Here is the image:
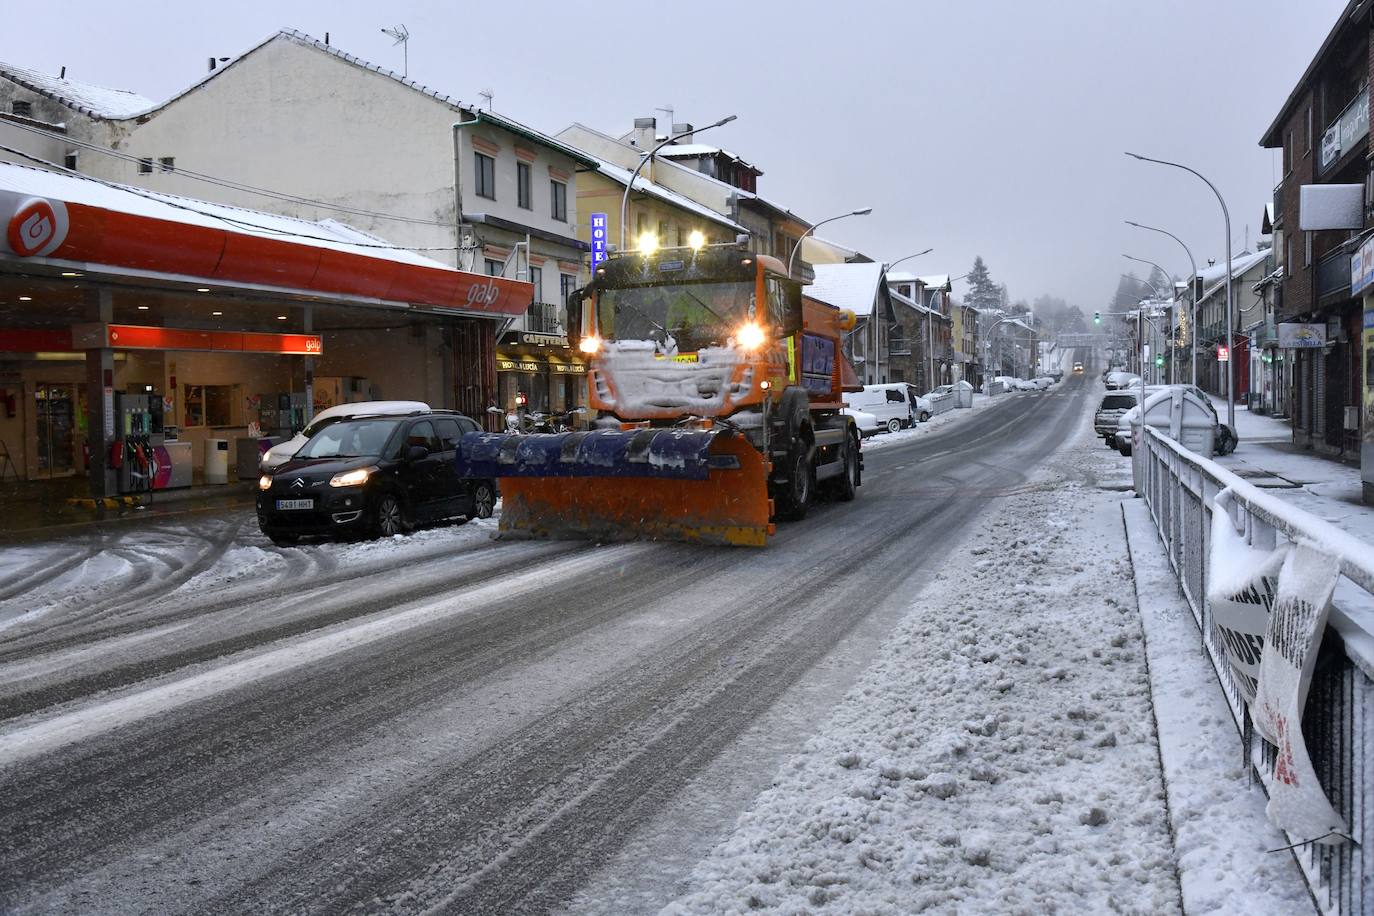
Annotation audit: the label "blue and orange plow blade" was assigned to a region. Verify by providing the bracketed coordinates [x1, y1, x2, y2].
[456, 429, 774, 546]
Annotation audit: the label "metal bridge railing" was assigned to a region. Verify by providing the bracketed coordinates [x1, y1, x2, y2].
[1137, 425, 1373, 914]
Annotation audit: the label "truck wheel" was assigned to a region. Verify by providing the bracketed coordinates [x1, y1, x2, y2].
[833, 436, 859, 502]
[886, 418, 901, 434]
[775, 444, 814, 521]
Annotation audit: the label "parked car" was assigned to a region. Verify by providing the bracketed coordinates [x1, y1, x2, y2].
[1110, 385, 1237, 456]
[841, 407, 882, 438]
[259, 400, 430, 471]
[843, 383, 922, 433]
[993, 375, 1020, 391]
[1012, 378, 1040, 391]
[1031, 376, 1055, 389]
[1105, 372, 1142, 390]
[1094, 391, 1140, 444]
[1044, 369, 1064, 381]
[256, 410, 496, 544]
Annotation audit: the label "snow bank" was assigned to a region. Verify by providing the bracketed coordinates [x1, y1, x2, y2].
[665, 415, 1182, 914]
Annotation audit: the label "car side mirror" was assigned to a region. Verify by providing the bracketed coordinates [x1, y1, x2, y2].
[406, 444, 429, 460]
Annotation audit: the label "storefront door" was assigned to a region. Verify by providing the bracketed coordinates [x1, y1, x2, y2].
[34, 384, 77, 477]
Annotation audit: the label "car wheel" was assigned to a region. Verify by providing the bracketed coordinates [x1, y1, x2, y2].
[918, 411, 931, 423]
[472, 481, 496, 519]
[372, 493, 406, 539]
[886, 418, 901, 434]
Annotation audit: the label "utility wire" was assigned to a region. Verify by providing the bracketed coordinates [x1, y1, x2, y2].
[1, 117, 454, 228]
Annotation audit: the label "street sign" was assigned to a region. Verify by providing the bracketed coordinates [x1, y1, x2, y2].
[1217, 345, 1230, 362]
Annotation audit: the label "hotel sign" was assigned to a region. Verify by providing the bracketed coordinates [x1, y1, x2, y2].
[590, 212, 609, 268]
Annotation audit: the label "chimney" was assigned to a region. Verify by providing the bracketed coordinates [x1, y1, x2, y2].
[208, 57, 217, 72]
[632, 117, 656, 150]
[59, 66, 66, 79]
[671, 122, 695, 144]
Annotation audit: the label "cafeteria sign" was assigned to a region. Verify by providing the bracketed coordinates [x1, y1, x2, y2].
[1277, 323, 1327, 348]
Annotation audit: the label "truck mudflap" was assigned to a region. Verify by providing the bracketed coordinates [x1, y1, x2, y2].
[456, 428, 774, 546]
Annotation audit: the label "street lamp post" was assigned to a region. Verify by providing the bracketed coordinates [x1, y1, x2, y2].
[1123, 253, 1176, 384]
[786, 207, 875, 380]
[1126, 219, 1200, 387]
[1126, 152, 1234, 428]
[619, 114, 737, 251]
[886, 248, 933, 272]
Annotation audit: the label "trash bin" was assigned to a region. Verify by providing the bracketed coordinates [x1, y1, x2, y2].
[1132, 388, 1216, 495]
[953, 380, 974, 408]
[205, 438, 229, 484]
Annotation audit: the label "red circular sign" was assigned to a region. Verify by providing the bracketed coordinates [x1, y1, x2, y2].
[8, 199, 60, 257]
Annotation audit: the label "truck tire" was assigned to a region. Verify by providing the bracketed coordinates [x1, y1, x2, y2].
[775, 443, 814, 521]
[832, 435, 859, 502]
[886, 418, 901, 434]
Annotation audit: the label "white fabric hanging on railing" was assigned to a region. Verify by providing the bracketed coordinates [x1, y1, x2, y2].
[1207, 488, 1285, 704]
[1253, 543, 1347, 845]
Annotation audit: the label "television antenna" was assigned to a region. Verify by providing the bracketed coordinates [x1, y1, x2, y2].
[380, 24, 410, 77]
[479, 88, 494, 110]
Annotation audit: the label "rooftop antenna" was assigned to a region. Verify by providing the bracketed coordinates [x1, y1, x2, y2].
[381, 23, 410, 78]
[479, 88, 494, 110]
[655, 104, 674, 128]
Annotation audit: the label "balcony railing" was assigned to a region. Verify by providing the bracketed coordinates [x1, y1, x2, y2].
[1317, 248, 1352, 300]
[525, 302, 562, 335]
[1272, 181, 1284, 226]
[1320, 85, 1369, 173]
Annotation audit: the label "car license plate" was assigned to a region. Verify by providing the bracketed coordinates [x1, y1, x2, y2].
[276, 498, 313, 510]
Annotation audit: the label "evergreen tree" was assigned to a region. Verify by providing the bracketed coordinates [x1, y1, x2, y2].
[965, 256, 1002, 312]
[1146, 266, 1173, 300]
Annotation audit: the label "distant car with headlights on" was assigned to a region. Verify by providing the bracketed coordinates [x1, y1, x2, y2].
[256, 411, 496, 545]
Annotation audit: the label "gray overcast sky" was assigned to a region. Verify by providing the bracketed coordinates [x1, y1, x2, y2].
[1, 0, 1343, 307]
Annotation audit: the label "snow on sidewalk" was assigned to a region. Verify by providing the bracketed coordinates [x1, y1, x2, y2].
[664, 419, 1182, 913]
[1122, 500, 1311, 915]
[860, 391, 1024, 454]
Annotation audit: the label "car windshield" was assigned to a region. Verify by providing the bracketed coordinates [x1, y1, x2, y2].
[597, 281, 753, 351]
[296, 418, 401, 459]
[300, 415, 341, 439]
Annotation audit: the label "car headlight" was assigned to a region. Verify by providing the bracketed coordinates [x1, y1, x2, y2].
[329, 467, 375, 488]
[258, 474, 273, 491]
[736, 322, 766, 350]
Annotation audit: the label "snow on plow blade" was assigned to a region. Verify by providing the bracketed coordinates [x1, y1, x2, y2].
[456, 429, 773, 546]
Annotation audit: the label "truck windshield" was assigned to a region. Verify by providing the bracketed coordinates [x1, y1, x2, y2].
[597, 281, 754, 352]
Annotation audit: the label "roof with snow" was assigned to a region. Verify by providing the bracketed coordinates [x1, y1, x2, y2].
[593, 160, 745, 233]
[807, 262, 888, 317]
[1195, 249, 1270, 300]
[132, 30, 595, 166]
[916, 275, 952, 291]
[0, 61, 154, 120]
[888, 286, 937, 317]
[561, 122, 810, 228]
[658, 143, 760, 173]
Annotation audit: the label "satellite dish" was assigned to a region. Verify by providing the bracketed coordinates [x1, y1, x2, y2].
[380, 23, 410, 77]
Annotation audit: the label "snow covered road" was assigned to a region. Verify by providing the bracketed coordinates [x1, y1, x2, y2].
[1, 356, 1102, 914]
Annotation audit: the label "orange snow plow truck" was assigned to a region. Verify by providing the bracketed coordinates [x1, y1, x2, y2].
[455, 242, 864, 546]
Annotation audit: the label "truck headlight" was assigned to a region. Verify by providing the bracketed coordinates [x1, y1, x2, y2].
[579, 334, 602, 355]
[736, 322, 766, 350]
[258, 474, 273, 491]
[329, 467, 374, 488]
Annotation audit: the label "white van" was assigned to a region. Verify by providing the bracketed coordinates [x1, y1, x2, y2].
[843, 384, 918, 434]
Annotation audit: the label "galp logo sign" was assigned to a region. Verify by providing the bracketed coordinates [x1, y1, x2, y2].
[5, 196, 69, 258]
[464, 279, 501, 307]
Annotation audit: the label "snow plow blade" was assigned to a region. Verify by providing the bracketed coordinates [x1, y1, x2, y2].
[456, 429, 773, 546]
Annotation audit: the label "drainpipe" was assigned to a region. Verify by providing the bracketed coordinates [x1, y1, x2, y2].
[452, 111, 496, 272]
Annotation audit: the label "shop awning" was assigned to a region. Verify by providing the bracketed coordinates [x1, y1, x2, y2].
[0, 162, 534, 318]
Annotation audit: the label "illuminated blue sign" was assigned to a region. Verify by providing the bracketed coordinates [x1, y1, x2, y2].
[590, 212, 609, 268]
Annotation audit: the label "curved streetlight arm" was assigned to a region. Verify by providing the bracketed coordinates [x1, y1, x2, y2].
[1120, 272, 1169, 301]
[886, 248, 933, 272]
[1126, 151, 1234, 426]
[786, 207, 873, 277]
[620, 115, 737, 251]
[1126, 219, 1200, 387]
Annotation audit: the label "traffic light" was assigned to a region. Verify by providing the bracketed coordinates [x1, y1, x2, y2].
[1093, 311, 1101, 325]
[1154, 354, 1164, 367]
